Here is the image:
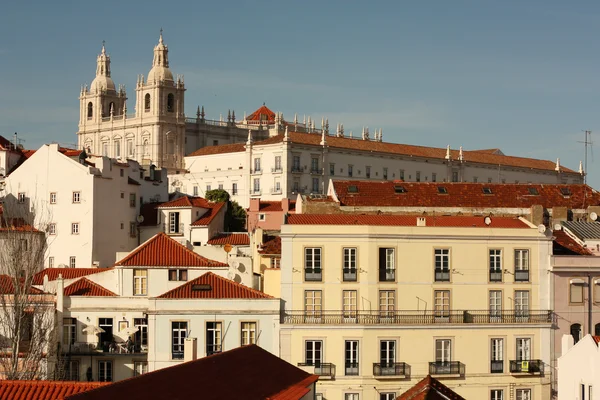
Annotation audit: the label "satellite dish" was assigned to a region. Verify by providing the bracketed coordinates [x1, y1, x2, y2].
[136, 215, 145, 224]
[554, 223, 562, 231]
[538, 225, 546, 234]
[484, 216, 492, 226]
[591, 212, 598, 221]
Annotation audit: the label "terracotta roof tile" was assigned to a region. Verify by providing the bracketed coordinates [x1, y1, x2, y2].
[259, 200, 296, 212]
[0, 380, 108, 400]
[115, 233, 227, 268]
[247, 104, 276, 122]
[259, 236, 281, 255]
[157, 272, 273, 299]
[64, 278, 116, 297]
[553, 230, 592, 255]
[158, 195, 215, 209]
[0, 275, 44, 294]
[332, 181, 599, 208]
[187, 142, 246, 157]
[207, 233, 250, 246]
[33, 268, 113, 285]
[287, 214, 530, 228]
[268, 376, 318, 400]
[191, 202, 225, 226]
[593, 336, 600, 345]
[66, 345, 315, 400]
[398, 375, 466, 400]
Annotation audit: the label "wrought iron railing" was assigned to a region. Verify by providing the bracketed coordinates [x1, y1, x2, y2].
[283, 310, 552, 325]
[373, 362, 408, 376]
[343, 268, 357, 281]
[435, 269, 450, 282]
[509, 359, 543, 374]
[345, 362, 359, 376]
[429, 361, 465, 376]
[298, 362, 335, 377]
[515, 270, 530, 282]
[490, 360, 504, 373]
[489, 270, 503, 282]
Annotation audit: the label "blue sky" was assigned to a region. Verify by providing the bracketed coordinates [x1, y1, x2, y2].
[1, 1, 599, 186]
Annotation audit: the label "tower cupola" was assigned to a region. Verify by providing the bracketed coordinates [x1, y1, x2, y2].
[90, 42, 116, 93]
[147, 29, 174, 83]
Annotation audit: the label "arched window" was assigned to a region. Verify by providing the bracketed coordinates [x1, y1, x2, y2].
[143, 139, 149, 156]
[114, 140, 121, 158]
[595, 323, 600, 336]
[571, 323, 582, 344]
[167, 93, 175, 113]
[144, 94, 151, 112]
[109, 102, 115, 116]
[87, 102, 93, 119]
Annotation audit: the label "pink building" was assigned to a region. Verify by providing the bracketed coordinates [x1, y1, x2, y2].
[246, 198, 295, 232]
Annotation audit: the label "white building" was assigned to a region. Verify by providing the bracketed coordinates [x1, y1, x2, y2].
[3, 143, 167, 268]
[557, 334, 599, 400]
[172, 129, 584, 208]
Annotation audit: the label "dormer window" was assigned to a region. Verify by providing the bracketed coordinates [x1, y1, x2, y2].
[347, 185, 358, 193]
[560, 187, 571, 196]
[168, 212, 181, 234]
[482, 187, 493, 195]
[528, 187, 539, 195]
[437, 186, 448, 194]
[394, 185, 406, 194]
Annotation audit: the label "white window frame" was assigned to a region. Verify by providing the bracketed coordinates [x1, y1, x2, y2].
[434, 290, 450, 318]
[516, 338, 531, 361]
[63, 317, 76, 346]
[515, 290, 530, 317]
[305, 340, 323, 366]
[134, 361, 148, 376]
[71, 223, 79, 235]
[206, 321, 222, 355]
[18, 193, 25, 203]
[241, 322, 257, 345]
[344, 340, 359, 375]
[380, 340, 396, 365]
[168, 212, 180, 234]
[133, 269, 147, 296]
[343, 247, 357, 281]
[48, 257, 54, 268]
[489, 290, 502, 318]
[435, 339, 451, 363]
[304, 290, 322, 318]
[98, 360, 113, 382]
[50, 192, 57, 204]
[69, 256, 76, 268]
[491, 389, 504, 400]
[171, 321, 187, 359]
[379, 290, 395, 318]
[72, 191, 81, 204]
[305, 247, 322, 280]
[516, 389, 531, 400]
[342, 290, 357, 319]
[49, 223, 56, 235]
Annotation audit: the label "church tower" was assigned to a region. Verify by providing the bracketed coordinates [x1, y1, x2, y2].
[134, 30, 186, 169]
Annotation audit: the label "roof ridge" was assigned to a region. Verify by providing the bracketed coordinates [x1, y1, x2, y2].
[64, 277, 117, 297]
[156, 271, 274, 299]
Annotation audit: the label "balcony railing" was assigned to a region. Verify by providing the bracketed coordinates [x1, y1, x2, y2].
[291, 166, 303, 174]
[509, 359, 543, 374]
[489, 270, 503, 282]
[251, 169, 262, 175]
[515, 270, 530, 282]
[379, 269, 395, 282]
[429, 361, 465, 376]
[345, 362, 359, 376]
[343, 268, 357, 281]
[283, 310, 553, 325]
[271, 167, 283, 173]
[64, 341, 148, 355]
[373, 362, 408, 377]
[490, 360, 504, 373]
[435, 269, 450, 282]
[305, 269, 322, 281]
[298, 362, 335, 377]
[163, 223, 185, 235]
[310, 167, 322, 175]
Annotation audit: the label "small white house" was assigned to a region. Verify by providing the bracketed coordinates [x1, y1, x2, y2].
[558, 334, 600, 400]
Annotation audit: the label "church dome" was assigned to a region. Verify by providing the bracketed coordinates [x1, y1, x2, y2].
[90, 43, 116, 93]
[90, 75, 116, 92]
[147, 30, 174, 84]
[147, 65, 174, 83]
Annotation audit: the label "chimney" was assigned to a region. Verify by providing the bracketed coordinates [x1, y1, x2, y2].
[282, 198, 290, 214]
[56, 274, 64, 313]
[417, 217, 426, 227]
[561, 334, 574, 357]
[184, 337, 197, 362]
[249, 198, 260, 212]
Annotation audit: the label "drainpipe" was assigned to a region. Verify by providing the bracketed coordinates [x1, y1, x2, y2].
[589, 274, 593, 336]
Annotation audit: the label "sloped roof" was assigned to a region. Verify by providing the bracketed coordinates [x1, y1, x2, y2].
[191, 201, 225, 226]
[187, 142, 246, 157]
[258, 200, 297, 212]
[33, 268, 112, 285]
[64, 278, 117, 297]
[115, 233, 227, 268]
[287, 214, 530, 228]
[472, 148, 504, 155]
[0, 275, 44, 294]
[562, 221, 600, 240]
[157, 272, 273, 299]
[0, 380, 108, 400]
[259, 236, 282, 256]
[22, 146, 83, 159]
[0, 135, 17, 151]
[553, 229, 593, 255]
[398, 375, 466, 400]
[207, 233, 250, 246]
[158, 195, 215, 209]
[66, 345, 316, 400]
[247, 104, 276, 122]
[332, 181, 600, 209]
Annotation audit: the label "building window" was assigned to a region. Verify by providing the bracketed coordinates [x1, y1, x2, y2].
[273, 155, 282, 171]
[119, 168, 124, 178]
[491, 389, 504, 400]
[434, 290, 450, 318]
[305, 248, 322, 281]
[232, 183, 238, 195]
[144, 94, 151, 111]
[292, 155, 301, 172]
[311, 158, 319, 173]
[50, 192, 57, 204]
[571, 323, 582, 343]
[48, 223, 56, 235]
[416, 171, 421, 182]
[102, 142, 108, 156]
[206, 322, 222, 355]
[379, 290, 395, 317]
[312, 178, 320, 193]
[489, 290, 502, 319]
[365, 166, 371, 178]
[253, 178, 260, 193]
[348, 165, 353, 177]
[129, 193, 136, 208]
[71, 223, 79, 235]
[489, 249, 502, 282]
[258, 213, 266, 222]
[330, 163, 335, 175]
[127, 139, 133, 157]
[293, 180, 300, 192]
[167, 93, 175, 112]
[87, 102, 93, 119]
[380, 394, 395, 400]
[452, 171, 459, 182]
[516, 338, 531, 361]
[514, 249, 529, 281]
[168, 212, 180, 234]
[516, 389, 531, 400]
[129, 222, 137, 238]
[72, 191, 81, 203]
[570, 280, 584, 304]
[342, 290, 357, 319]
[134, 361, 148, 377]
[490, 338, 503, 373]
[133, 269, 147, 295]
[515, 290, 529, 317]
[343, 248, 357, 281]
[63, 318, 76, 346]
[383, 167, 388, 180]
[345, 340, 359, 375]
[241, 322, 257, 345]
[114, 140, 121, 158]
[270, 257, 281, 268]
[380, 340, 396, 367]
[98, 360, 113, 382]
[48, 257, 54, 268]
[434, 249, 450, 281]
[168, 269, 188, 281]
[305, 340, 322, 366]
[399, 169, 405, 180]
[378, 248, 395, 282]
[206, 184, 212, 192]
[134, 318, 148, 348]
[253, 158, 261, 173]
[345, 395, 359, 400]
[435, 339, 451, 363]
[65, 360, 79, 381]
[69, 256, 76, 268]
[17, 192, 25, 203]
[304, 290, 322, 319]
[432, 173, 437, 182]
[171, 321, 187, 359]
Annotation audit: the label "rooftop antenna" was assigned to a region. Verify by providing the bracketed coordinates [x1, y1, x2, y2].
[577, 130, 593, 185]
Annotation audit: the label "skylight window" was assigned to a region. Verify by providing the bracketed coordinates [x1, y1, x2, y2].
[437, 186, 448, 194]
[482, 187, 493, 195]
[528, 187, 539, 195]
[192, 284, 212, 291]
[560, 187, 571, 196]
[394, 185, 407, 194]
[347, 185, 359, 193]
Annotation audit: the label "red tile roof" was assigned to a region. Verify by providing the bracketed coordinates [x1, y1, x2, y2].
[553, 230, 592, 255]
[187, 142, 246, 157]
[157, 272, 273, 299]
[259, 200, 296, 212]
[0, 380, 109, 400]
[23, 147, 83, 159]
[0, 275, 44, 294]
[66, 345, 316, 400]
[158, 195, 215, 209]
[207, 233, 250, 246]
[247, 104, 276, 123]
[332, 181, 599, 208]
[115, 233, 227, 268]
[268, 375, 317, 400]
[593, 336, 600, 345]
[191, 201, 225, 226]
[259, 236, 282, 255]
[33, 268, 112, 285]
[287, 214, 530, 228]
[398, 375, 466, 400]
[64, 278, 116, 297]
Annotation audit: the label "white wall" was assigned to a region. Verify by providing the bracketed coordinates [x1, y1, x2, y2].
[558, 334, 600, 400]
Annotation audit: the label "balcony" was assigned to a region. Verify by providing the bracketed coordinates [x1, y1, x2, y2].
[310, 167, 322, 175]
[270, 187, 282, 194]
[251, 189, 262, 197]
[251, 169, 262, 175]
[282, 310, 553, 325]
[509, 360, 544, 375]
[343, 268, 357, 281]
[298, 362, 335, 379]
[291, 166, 303, 174]
[515, 270, 530, 282]
[64, 342, 148, 356]
[435, 269, 450, 282]
[345, 362, 359, 376]
[429, 361, 465, 377]
[490, 360, 504, 373]
[164, 223, 185, 236]
[489, 270, 503, 282]
[373, 362, 408, 378]
[271, 166, 283, 173]
[305, 269, 322, 281]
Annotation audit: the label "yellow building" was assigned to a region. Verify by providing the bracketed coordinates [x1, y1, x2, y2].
[279, 214, 552, 400]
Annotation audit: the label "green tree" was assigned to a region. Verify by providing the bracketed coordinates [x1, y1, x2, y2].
[205, 189, 246, 232]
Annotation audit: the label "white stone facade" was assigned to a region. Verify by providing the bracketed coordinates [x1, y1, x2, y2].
[558, 334, 600, 400]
